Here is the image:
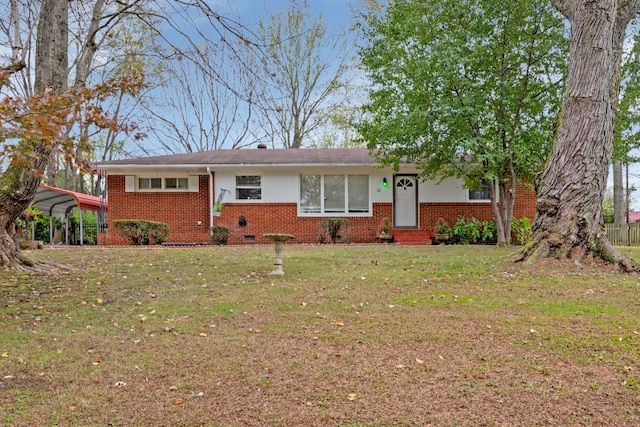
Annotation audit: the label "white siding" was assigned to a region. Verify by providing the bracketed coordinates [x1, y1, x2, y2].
[419, 177, 467, 202]
[262, 173, 298, 202]
[214, 168, 470, 204]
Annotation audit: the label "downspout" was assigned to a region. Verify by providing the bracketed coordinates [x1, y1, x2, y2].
[207, 167, 214, 230]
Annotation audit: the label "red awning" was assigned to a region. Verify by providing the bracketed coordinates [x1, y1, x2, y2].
[33, 184, 106, 218]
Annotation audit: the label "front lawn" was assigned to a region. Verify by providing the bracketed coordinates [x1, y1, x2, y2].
[2, 245, 639, 426]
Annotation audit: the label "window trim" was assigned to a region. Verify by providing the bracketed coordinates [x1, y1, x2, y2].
[136, 175, 191, 192]
[298, 174, 372, 217]
[467, 179, 495, 202]
[235, 175, 262, 200]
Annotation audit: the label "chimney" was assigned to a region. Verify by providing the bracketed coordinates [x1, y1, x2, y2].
[257, 143, 267, 149]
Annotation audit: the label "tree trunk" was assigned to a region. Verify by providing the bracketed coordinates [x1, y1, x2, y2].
[613, 158, 625, 223]
[0, 158, 48, 270]
[516, 0, 640, 272]
[0, 0, 68, 271]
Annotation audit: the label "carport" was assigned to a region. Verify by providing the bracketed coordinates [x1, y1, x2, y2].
[32, 184, 107, 245]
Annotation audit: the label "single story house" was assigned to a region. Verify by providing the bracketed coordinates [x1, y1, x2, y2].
[97, 147, 536, 245]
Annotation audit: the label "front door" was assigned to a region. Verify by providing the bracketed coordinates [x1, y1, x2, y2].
[394, 175, 417, 227]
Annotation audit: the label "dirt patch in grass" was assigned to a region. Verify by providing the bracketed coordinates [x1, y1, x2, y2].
[2, 245, 640, 426]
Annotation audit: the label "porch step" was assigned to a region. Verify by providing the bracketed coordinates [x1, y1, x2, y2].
[392, 229, 433, 245]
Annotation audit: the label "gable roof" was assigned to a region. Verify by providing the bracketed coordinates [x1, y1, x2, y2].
[97, 148, 378, 168]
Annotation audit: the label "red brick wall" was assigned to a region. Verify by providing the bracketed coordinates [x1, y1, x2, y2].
[103, 176, 536, 245]
[214, 203, 393, 244]
[104, 175, 211, 245]
[419, 184, 536, 230]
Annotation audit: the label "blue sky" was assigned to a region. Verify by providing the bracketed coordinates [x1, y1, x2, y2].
[213, 0, 362, 30]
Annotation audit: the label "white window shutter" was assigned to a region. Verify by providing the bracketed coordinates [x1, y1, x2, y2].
[188, 175, 199, 192]
[125, 176, 135, 192]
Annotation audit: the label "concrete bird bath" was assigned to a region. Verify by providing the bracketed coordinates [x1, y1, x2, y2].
[263, 233, 294, 275]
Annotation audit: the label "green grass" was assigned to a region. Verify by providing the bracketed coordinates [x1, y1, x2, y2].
[2, 244, 640, 426]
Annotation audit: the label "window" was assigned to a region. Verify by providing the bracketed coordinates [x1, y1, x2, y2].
[300, 175, 321, 213]
[469, 179, 492, 200]
[348, 175, 369, 212]
[138, 177, 162, 190]
[165, 177, 189, 189]
[236, 175, 261, 200]
[299, 174, 370, 214]
[324, 175, 345, 212]
[138, 177, 189, 191]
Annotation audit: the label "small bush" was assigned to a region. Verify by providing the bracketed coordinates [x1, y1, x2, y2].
[378, 217, 392, 234]
[113, 220, 169, 245]
[451, 217, 481, 245]
[317, 218, 349, 244]
[512, 217, 532, 245]
[479, 220, 497, 244]
[210, 226, 229, 245]
[148, 223, 169, 244]
[433, 218, 451, 235]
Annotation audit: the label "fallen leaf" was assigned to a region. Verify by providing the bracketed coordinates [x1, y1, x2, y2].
[199, 333, 208, 337]
[174, 398, 184, 405]
[347, 393, 357, 401]
[415, 358, 424, 364]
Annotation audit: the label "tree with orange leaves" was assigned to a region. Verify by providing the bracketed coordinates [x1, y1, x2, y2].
[0, 0, 143, 271]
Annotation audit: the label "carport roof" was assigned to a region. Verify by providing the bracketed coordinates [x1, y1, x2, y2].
[33, 185, 106, 218]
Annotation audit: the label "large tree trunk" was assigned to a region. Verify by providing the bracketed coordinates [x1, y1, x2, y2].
[0, 0, 68, 271]
[516, 0, 640, 272]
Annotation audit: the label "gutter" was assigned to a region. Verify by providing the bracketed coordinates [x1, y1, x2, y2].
[207, 167, 214, 230]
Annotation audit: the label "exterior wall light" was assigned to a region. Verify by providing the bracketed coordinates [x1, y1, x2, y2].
[382, 177, 389, 188]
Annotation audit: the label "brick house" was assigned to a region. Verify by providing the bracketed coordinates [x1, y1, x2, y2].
[97, 147, 536, 245]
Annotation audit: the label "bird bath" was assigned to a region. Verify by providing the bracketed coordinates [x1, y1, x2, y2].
[263, 233, 294, 275]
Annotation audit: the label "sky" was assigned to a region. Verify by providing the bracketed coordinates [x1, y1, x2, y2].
[215, 0, 362, 28]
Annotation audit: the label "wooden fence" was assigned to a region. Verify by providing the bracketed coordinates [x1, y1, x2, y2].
[605, 222, 640, 246]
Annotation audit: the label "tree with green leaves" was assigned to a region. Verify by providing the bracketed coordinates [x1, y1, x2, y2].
[357, 0, 567, 245]
[517, 0, 640, 271]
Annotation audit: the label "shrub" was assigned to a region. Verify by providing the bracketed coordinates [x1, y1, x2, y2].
[479, 220, 497, 244]
[378, 217, 392, 234]
[511, 217, 532, 245]
[317, 218, 349, 244]
[451, 217, 481, 245]
[434, 218, 451, 235]
[148, 223, 169, 244]
[210, 226, 229, 245]
[113, 220, 169, 245]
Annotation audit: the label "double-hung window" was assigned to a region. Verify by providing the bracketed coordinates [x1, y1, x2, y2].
[299, 174, 369, 214]
[236, 175, 262, 200]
